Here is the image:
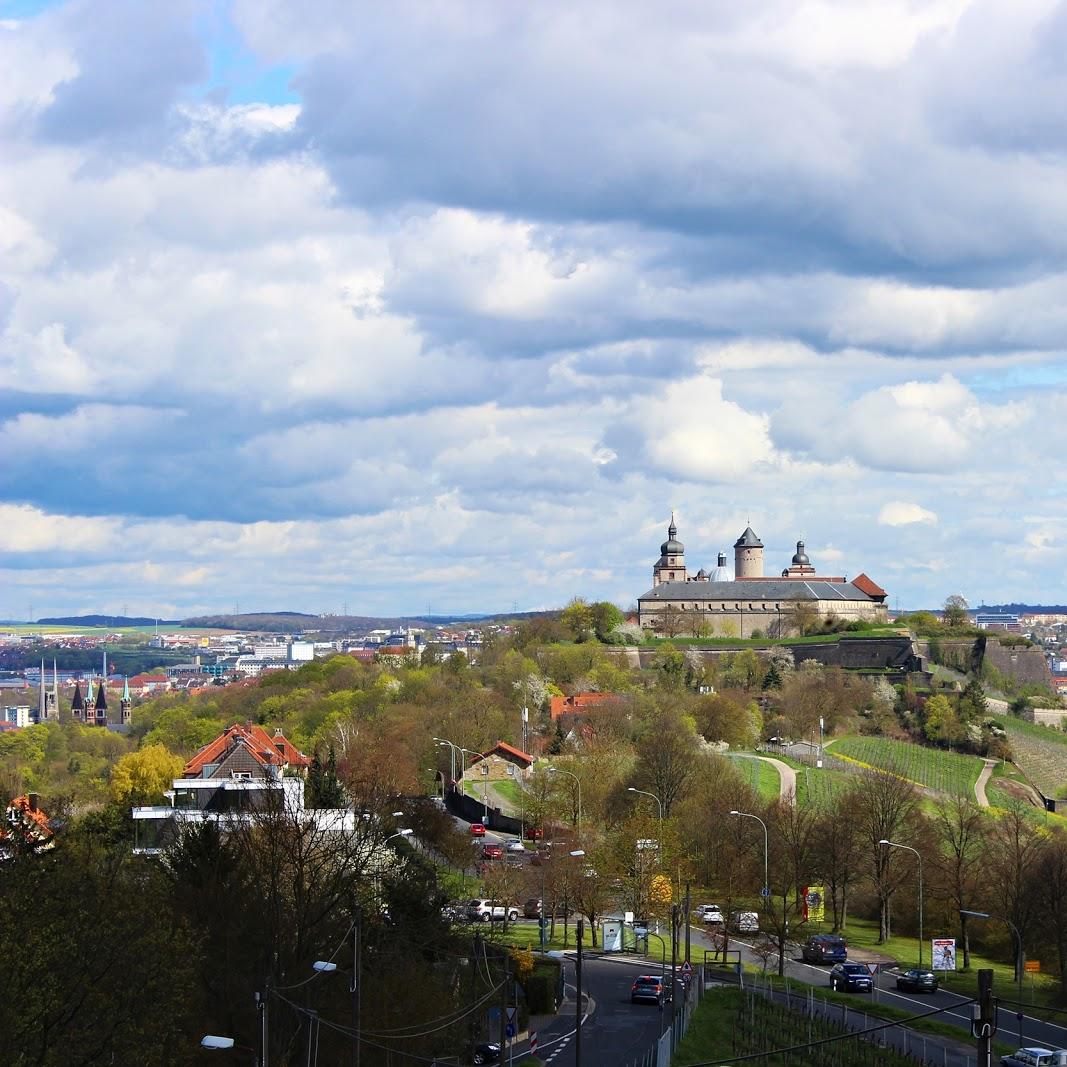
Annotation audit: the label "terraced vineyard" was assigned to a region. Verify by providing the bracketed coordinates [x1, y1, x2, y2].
[996, 716, 1067, 798]
[794, 766, 852, 809]
[828, 736, 983, 796]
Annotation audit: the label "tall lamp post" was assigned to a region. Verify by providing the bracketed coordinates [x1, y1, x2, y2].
[629, 788, 666, 932]
[433, 737, 460, 793]
[961, 909, 1025, 1046]
[880, 839, 923, 968]
[548, 766, 582, 839]
[570, 850, 586, 1067]
[730, 810, 769, 899]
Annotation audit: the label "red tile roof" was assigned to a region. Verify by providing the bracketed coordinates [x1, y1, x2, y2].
[550, 692, 620, 720]
[184, 721, 311, 776]
[851, 573, 887, 598]
[2, 795, 53, 840]
[475, 740, 534, 766]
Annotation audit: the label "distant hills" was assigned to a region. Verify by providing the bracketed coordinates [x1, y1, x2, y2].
[182, 611, 549, 633]
[36, 615, 177, 627]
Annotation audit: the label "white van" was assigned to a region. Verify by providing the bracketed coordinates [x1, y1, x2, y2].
[730, 910, 760, 933]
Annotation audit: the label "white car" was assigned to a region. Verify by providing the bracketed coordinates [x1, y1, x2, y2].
[466, 898, 520, 923]
[697, 904, 724, 924]
[506, 839, 526, 853]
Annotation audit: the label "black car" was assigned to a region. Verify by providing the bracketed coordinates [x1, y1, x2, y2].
[896, 968, 939, 993]
[472, 1042, 501, 1064]
[829, 963, 873, 992]
[802, 935, 847, 964]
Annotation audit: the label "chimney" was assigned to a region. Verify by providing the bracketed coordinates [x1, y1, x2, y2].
[27, 792, 39, 812]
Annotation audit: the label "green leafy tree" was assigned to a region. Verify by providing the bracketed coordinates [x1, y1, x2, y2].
[923, 693, 965, 745]
[943, 594, 970, 629]
[109, 743, 184, 805]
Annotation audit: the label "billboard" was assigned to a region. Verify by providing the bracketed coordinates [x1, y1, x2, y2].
[802, 886, 825, 923]
[931, 938, 957, 971]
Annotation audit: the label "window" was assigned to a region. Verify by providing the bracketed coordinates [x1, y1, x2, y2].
[506, 765, 514, 776]
[480, 764, 488, 775]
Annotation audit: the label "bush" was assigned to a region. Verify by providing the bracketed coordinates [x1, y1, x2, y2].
[523, 963, 561, 1014]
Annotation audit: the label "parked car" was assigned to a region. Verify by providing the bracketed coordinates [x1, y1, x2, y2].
[506, 839, 526, 853]
[472, 1042, 501, 1064]
[469, 822, 486, 836]
[730, 910, 760, 934]
[802, 935, 848, 964]
[630, 975, 668, 1006]
[481, 843, 503, 860]
[697, 904, 724, 925]
[1002, 1050, 1067, 1067]
[466, 899, 520, 923]
[829, 963, 873, 993]
[896, 968, 940, 993]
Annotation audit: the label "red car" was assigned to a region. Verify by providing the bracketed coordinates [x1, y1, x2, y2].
[482, 844, 503, 860]
[469, 823, 486, 836]
[524, 827, 544, 840]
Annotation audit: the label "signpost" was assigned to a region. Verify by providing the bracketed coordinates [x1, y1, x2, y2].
[932, 939, 957, 972]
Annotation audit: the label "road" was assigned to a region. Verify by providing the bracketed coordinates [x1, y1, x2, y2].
[686, 922, 1067, 1052]
[975, 758, 996, 807]
[516, 955, 667, 1067]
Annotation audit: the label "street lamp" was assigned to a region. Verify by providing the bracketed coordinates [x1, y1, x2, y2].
[201, 1036, 235, 1050]
[385, 828, 414, 843]
[730, 810, 769, 898]
[961, 909, 1025, 1045]
[628, 786, 664, 824]
[433, 737, 457, 788]
[880, 839, 923, 969]
[548, 766, 582, 838]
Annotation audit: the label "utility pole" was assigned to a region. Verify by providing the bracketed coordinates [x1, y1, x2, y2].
[352, 907, 362, 1067]
[684, 882, 691, 964]
[260, 976, 270, 1067]
[973, 969, 996, 1067]
[670, 904, 679, 1044]
[575, 918, 584, 1067]
[499, 951, 509, 1060]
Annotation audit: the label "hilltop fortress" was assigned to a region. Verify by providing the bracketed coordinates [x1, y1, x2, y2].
[637, 519, 889, 637]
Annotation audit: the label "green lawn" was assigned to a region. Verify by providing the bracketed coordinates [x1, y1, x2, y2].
[828, 736, 982, 796]
[673, 987, 741, 1065]
[727, 754, 782, 800]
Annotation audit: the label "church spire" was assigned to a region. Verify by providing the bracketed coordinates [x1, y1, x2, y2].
[120, 676, 132, 726]
[38, 658, 46, 723]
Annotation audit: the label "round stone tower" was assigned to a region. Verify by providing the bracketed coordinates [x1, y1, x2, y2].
[733, 526, 764, 579]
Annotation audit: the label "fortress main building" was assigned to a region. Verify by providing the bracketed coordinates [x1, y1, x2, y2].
[637, 519, 888, 637]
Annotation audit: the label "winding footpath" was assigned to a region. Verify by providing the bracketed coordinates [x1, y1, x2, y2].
[736, 753, 797, 805]
[974, 758, 996, 807]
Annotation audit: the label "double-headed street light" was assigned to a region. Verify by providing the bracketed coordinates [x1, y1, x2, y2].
[730, 809, 769, 899]
[880, 839, 923, 968]
[961, 909, 1025, 1045]
[548, 766, 582, 838]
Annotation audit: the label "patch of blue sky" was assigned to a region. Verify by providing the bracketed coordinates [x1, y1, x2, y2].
[193, 1, 300, 106]
[0, 0, 64, 18]
[967, 359, 1067, 396]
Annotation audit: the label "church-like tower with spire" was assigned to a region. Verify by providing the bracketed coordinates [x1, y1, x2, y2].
[652, 515, 689, 586]
[120, 677, 132, 726]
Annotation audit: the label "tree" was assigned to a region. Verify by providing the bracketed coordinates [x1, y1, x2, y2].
[109, 743, 184, 805]
[985, 802, 1043, 981]
[631, 710, 699, 816]
[943, 595, 970, 629]
[589, 602, 624, 642]
[850, 768, 921, 942]
[923, 694, 965, 746]
[958, 677, 988, 723]
[1035, 829, 1067, 1002]
[929, 792, 988, 967]
[561, 598, 595, 641]
[788, 601, 820, 636]
[810, 803, 861, 930]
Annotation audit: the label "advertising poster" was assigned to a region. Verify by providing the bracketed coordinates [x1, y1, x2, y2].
[931, 938, 957, 971]
[802, 886, 825, 922]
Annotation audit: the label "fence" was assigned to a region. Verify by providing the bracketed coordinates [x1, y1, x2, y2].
[742, 972, 977, 1067]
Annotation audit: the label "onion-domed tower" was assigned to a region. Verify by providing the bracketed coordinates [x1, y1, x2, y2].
[652, 515, 689, 586]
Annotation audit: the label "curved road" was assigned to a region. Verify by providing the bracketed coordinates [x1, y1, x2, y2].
[735, 753, 797, 805]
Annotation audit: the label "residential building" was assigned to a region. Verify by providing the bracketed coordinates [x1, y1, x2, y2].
[462, 741, 534, 783]
[131, 722, 355, 854]
[0, 793, 55, 858]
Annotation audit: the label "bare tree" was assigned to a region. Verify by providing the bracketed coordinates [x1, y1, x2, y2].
[929, 792, 988, 967]
[849, 769, 920, 942]
[985, 801, 1043, 980]
[810, 804, 862, 931]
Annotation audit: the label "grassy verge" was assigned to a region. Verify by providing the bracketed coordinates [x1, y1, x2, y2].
[727, 754, 783, 801]
[673, 986, 741, 1064]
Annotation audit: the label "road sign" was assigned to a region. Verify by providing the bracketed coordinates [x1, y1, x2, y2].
[505, 1023, 515, 1038]
[867, 963, 879, 977]
[759, 886, 771, 898]
[681, 961, 693, 978]
[1025, 960, 1041, 973]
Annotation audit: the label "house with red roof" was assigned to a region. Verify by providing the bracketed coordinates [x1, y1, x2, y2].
[0, 793, 55, 859]
[549, 691, 624, 721]
[132, 722, 349, 855]
[462, 740, 534, 785]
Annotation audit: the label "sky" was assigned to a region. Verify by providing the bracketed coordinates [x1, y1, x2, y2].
[2, 0, 1066, 620]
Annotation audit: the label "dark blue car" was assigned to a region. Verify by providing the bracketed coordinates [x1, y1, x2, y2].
[829, 963, 873, 992]
[803, 935, 847, 964]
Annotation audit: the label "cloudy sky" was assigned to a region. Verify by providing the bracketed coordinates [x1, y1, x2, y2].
[2, 0, 1066, 619]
